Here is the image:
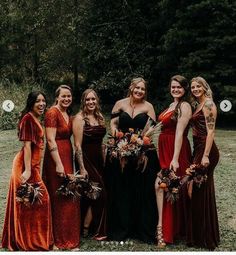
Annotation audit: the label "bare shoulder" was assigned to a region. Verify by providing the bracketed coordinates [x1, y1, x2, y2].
[112, 98, 129, 112]
[73, 113, 84, 124]
[180, 101, 192, 111]
[144, 100, 154, 109]
[203, 99, 216, 111]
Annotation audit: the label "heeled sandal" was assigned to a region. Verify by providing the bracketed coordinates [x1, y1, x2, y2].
[83, 226, 89, 238]
[156, 226, 166, 248]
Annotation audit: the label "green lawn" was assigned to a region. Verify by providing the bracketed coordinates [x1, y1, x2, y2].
[0, 128, 236, 251]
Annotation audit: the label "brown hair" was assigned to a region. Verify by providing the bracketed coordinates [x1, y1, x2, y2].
[54, 84, 73, 114]
[80, 89, 105, 126]
[169, 75, 189, 120]
[127, 77, 147, 100]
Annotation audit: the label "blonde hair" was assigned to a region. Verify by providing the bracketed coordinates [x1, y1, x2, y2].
[190, 77, 213, 107]
[127, 77, 147, 100]
[80, 89, 105, 126]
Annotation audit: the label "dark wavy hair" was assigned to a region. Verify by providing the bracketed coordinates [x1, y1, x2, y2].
[18, 91, 47, 127]
[169, 75, 189, 121]
[80, 89, 105, 126]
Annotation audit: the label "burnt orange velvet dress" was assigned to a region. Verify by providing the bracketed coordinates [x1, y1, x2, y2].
[1, 113, 53, 251]
[158, 109, 192, 244]
[42, 107, 80, 249]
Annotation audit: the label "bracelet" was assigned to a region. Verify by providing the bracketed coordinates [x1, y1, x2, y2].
[49, 146, 58, 152]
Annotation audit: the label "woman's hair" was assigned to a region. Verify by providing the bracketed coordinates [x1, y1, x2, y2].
[80, 89, 105, 126]
[54, 84, 73, 114]
[127, 77, 147, 100]
[19, 90, 47, 125]
[169, 75, 189, 120]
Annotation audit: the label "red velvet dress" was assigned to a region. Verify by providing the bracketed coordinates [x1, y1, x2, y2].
[76, 123, 107, 238]
[42, 107, 80, 249]
[187, 110, 220, 250]
[1, 113, 53, 251]
[158, 109, 191, 244]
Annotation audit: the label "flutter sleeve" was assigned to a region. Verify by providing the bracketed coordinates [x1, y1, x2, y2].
[19, 114, 38, 144]
[44, 108, 58, 128]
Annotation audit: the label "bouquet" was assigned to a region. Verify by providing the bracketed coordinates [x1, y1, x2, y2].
[16, 182, 44, 207]
[56, 173, 102, 200]
[183, 164, 208, 188]
[157, 168, 181, 204]
[107, 128, 155, 172]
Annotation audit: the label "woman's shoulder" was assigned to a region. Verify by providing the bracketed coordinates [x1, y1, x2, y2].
[45, 106, 58, 116]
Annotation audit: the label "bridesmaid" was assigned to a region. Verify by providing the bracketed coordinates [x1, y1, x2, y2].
[155, 75, 192, 247]
[72, 89, 107, 240]
[1, 91, 53, 251]
[42, 85, 80, 250]
[187, 77, 220, 250]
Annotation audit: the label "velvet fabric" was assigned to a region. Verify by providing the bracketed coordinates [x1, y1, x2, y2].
[158, 109, 192, 244]
[1, 113, 53, 251]
[42, 107, 80, 249]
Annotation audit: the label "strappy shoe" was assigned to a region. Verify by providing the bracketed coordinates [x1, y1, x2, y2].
[156, 226, 166, 248]
[83, 226, 89, 238]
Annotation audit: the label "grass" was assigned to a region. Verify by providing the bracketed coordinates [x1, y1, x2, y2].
[0, 128, 236, 251]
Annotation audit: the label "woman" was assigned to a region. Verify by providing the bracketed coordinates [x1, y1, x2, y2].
[73, 89, 107, 240]
[155, 75, 192, 247]
[42, 85, 80, 250]
[104, 77, 159, 243]
[187, 77, 220, 250]
[1, 91, 53, 251]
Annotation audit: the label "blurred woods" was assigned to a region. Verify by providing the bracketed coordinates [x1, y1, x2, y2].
[0, 0, 236, 128]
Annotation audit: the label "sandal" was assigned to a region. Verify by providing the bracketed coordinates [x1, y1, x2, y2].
[83, 226, 89, 238]
[156, 226, 166, 248]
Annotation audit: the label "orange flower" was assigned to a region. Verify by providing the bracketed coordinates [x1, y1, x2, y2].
[116, 131, 124, 139]
[129, 128, 134, 133]
[159, 182, 167, 189]
[130, 134, 138, 143]
[143, 136, 151, 145]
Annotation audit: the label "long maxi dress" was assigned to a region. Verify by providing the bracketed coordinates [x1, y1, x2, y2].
[42, 107, 80, 249]
[158, 109, 192, 244]
[104, 110, 159, 243]
[187, 109, 220, 250]
[76, 122, 107, 238]
[1, 113, 53, 251]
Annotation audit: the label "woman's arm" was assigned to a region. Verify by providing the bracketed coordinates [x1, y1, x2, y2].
[72, 114, 88, 177]
[46, 127, 65, 176]
[147, 102, 156, 122]
[201, 100, 217, 167]
[170, 102, 192, 171]
[21, 141, 32, 183]
[110, 100, 121, 136]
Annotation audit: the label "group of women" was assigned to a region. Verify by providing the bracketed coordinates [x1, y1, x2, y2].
[1, 75, 219, 251]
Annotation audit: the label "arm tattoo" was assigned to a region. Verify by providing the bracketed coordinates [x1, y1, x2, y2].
[75, 149, 85, 169]
[204, 101, 213, 111]
[206, 113, 215, 130]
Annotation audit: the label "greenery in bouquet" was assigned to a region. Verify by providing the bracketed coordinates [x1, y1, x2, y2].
[56, 173, 102, 200]
[157, 168, 181, 204]
[16, 182, 44, 207]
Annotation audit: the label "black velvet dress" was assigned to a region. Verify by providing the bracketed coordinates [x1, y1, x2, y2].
[104, 111, 160, 243]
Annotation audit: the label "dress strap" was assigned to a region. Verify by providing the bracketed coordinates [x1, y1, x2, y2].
[111, 109, 123, 119]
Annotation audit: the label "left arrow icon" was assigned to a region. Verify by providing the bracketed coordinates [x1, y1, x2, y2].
[2, 100, 15, 112]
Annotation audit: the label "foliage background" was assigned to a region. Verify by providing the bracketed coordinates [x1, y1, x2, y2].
[1, 0, 236, 129]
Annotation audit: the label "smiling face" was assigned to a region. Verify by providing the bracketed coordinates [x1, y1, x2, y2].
[170, 80, 185, 100]
[56, 88, 72, 109]
[131, 81, 146, 101]
[85, 91, 97, 112]
[191, 81, 205, 100]
[32, 94, 46, 117]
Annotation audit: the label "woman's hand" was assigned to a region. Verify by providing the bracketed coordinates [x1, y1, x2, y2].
[170, 159, 179, 172]
[201, 155, 210, 168]
[56, 164, 65, 177]
[21, 170, 31, 183]
[80, 168, 88, 179]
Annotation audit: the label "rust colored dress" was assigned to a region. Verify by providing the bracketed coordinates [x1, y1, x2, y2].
[187, 109, 220, 250]
[1, 113, 53, 251]
[42, 107, 80, 249]
[158, 109, 192, 244]
[76, 122, 107, 238]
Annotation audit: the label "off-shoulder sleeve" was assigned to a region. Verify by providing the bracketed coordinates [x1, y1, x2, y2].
[111, 109, 123, 119]
[19, 114, 38, 144]
[44, 108, 58, 128]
